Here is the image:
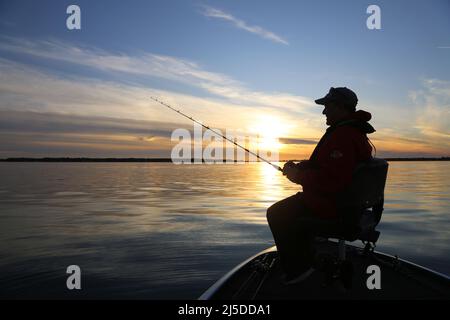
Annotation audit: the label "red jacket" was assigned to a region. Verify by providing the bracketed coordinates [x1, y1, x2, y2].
[298, 110, 375, 219]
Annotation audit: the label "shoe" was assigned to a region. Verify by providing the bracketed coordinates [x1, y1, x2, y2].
[283, 267, 315, 285]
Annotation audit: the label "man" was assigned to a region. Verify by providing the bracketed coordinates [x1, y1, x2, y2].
[266, 87, 375, 284]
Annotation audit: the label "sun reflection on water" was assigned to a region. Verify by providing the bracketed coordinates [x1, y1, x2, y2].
[257, 161, 293, 205]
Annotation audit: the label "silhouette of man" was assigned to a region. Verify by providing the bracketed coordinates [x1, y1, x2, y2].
[267, 87, 375, 284]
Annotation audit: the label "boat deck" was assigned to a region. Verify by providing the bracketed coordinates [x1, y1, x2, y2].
[203, 241, 450, 300]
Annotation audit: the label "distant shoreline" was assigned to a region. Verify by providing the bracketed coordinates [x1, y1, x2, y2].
[1, 157, 449, 162]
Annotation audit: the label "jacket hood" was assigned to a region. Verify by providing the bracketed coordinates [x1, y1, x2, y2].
[352, 110, 372, 122]
[334, 109, 376, 134]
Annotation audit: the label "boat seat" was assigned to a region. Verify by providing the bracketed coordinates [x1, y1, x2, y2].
[314, 158, 389, 259]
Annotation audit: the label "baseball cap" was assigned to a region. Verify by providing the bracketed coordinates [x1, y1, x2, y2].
[315, 87, 358, 110]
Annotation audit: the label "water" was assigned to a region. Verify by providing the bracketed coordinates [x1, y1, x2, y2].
[0, 161, 449, 299]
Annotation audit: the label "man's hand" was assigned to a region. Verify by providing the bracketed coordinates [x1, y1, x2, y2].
[282, 160, 300, 184]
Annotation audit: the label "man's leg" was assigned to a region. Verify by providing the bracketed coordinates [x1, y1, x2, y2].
[266, 192, 315, 277]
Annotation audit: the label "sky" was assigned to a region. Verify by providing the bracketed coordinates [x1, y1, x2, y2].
[0, 0, 449, 159]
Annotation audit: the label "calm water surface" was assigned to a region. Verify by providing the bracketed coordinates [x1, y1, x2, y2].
[0, 162, 449, 298]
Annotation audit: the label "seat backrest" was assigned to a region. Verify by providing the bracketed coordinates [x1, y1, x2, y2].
[337, 158, 389, 241]
[338, 158, 388, 209]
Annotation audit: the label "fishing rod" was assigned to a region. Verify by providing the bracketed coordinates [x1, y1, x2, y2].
[150, 96, 283, 172]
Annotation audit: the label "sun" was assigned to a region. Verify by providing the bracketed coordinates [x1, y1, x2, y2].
[249, 115, 287, 151]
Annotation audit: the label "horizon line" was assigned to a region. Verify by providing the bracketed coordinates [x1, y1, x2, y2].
[1, 157, 450, 162]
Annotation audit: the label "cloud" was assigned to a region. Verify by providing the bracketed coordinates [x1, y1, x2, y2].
[0, 56, 322, 157]
[358, 78, 450, 158]
[9, 37, 448, 158]
[0, 37, 319, 131]
[0, 37, 239, 87]
[0, 57, 317, 133]
[370, 130, 444, 157]
[0, 110, 181, 158]
[279, 137, 317, 145]
[0, 110, 181, 137]
[411, 79, 450, 143]
[0, 37, 312, 115]
[200, 6, 289, 45]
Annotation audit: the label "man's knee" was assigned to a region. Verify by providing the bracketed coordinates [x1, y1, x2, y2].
[267, 194, 301, 219]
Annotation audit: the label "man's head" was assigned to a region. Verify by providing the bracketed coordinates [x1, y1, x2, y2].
[315, 87, 358, 126]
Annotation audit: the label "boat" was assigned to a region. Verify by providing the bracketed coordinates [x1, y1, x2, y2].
[199, 241, 450, 300]
[199, 158, 450, 300]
